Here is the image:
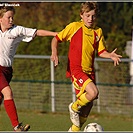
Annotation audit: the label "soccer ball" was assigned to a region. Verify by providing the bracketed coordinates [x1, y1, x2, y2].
[83, 123, 104, 132]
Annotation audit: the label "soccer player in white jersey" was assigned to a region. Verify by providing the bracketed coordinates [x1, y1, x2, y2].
[0, 5, 57, 131]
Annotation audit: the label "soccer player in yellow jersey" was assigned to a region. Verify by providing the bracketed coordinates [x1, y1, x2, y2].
[51, 2, 122, 132]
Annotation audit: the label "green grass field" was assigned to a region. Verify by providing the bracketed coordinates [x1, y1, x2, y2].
[0, 108, 133, 132]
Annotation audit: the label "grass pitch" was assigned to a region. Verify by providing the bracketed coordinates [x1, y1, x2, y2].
[0, 107, 133, 131]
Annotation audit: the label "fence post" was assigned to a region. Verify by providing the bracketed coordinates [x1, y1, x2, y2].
[126, 40, 133, 104]
[129, 37, 133, 104]
[50, 60, 55, 112]
[72, 84, 76, 102]
[95, 61, 101, 113]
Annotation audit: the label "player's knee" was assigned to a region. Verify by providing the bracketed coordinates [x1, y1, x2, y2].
[1, 86, 13, 100]
[91, 90, 99, 100]
[86, 89, 99, 101]
[94, 89, 99, 98]
[85, 82, 99, 101]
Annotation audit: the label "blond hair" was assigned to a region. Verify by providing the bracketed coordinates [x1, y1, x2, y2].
[0, 6, 15, 17]
[80, 2, 99, 15]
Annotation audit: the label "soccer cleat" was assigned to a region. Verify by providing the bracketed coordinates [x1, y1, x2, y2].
[68, 126, 81, 132]
[68, 127, 73, 132]
[68, 102, 80, 127]
[14, 123, 30, 131]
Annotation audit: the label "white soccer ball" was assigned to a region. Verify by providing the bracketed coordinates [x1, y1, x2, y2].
[83, 123, 104, 132]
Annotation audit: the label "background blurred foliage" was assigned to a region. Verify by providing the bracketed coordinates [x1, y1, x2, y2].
[11, 2, 132, 57]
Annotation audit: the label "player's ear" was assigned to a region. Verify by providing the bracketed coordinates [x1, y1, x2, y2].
[80, 13, 83, 19]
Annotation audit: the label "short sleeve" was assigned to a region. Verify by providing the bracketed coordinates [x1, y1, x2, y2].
[16, 26, 37, 42]
[57, 22, 78, 42]
[97, 28, 106, 55]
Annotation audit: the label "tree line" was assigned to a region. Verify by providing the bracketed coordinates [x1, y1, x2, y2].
[11, 2, 132, 57]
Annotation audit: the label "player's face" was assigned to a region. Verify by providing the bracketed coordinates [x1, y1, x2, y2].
[80, 10, 96, 28]
[0, 11, 14, 31]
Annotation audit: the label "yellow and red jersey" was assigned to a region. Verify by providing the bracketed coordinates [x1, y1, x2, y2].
[56, 20, 106, 78]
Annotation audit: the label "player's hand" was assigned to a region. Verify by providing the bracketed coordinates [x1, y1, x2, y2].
[110, 48, 122, 66]
[50, 54, 59, 67]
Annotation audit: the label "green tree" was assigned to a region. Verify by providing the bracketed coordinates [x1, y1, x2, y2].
[13, 2, 132, 57]
[97, 2, 132, 37]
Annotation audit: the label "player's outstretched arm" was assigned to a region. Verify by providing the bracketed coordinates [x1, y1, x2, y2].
[99, 48, 122, 66]
[36, 30, 57, 37]
[51, 37, 59, 67]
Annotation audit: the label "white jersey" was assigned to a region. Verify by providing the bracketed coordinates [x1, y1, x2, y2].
[0, 25, 37, 67]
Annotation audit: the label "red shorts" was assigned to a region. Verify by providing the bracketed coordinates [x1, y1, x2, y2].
[71, 71, 95, 97]
[0, 65, 13, 91]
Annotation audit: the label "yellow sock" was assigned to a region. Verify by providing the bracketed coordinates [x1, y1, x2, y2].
[72, 92, 90, 112]
[71, 124, 80, 131]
